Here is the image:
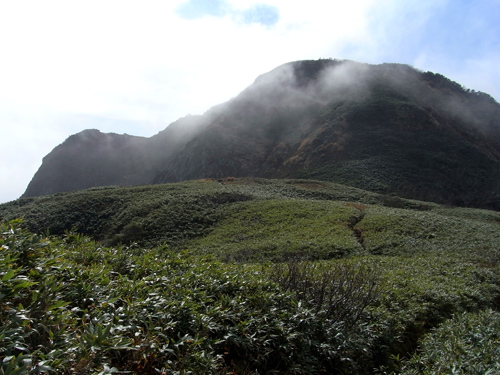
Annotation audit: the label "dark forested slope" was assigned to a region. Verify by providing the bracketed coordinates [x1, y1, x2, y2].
[22, 59, 500, 209]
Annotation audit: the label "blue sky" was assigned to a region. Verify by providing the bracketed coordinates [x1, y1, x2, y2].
[177, 0, 279, 25]
[0, 0, 499, 203]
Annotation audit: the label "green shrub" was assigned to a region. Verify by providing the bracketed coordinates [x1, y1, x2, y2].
[400, 309, 500, 375]
[191, 199, 364, 262]
[367, 255, 500, 371]
[270, 259, 381, 327]
[2, 175, 500, 374]
[0, 220, 379, 374]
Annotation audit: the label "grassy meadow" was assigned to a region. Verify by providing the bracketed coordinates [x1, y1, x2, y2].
[1, 178, 499, 374]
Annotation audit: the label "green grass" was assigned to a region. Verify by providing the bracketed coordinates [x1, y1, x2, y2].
[0, 178, 388, 248]
[355, 205, 500, 258]
[4, 178, 498, 262]
[1, 178, 500, 373]
[190, 199, 364, 261]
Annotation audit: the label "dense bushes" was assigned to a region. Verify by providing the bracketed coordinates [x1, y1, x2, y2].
[0, 220, 379, 374]
[3, 179, 500, 256]
[2, 179, 500, 373]
[400, 309, 500, 374]
[2, 219, 500, 374]
[190, 199, 364, 261]
[270, 260, 381, 326]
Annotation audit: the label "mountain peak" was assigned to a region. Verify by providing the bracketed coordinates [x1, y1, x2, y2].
[22, 60, 500, 210]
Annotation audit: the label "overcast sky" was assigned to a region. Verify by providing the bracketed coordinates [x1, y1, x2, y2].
[1, 0, 499, 203]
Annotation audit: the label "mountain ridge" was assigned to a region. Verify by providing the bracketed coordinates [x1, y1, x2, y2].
[22, 59, 500, 210]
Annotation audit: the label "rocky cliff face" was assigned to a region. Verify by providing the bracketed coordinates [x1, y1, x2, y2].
[23, 130, 150, 197]
[22, 114, 214, 198]
[23, 59, 500, 209]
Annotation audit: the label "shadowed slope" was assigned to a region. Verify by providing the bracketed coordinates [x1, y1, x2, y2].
[23, 59, 500, 209]
[154, 60, 500, 209]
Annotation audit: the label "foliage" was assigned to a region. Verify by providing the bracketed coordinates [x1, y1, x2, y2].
[0, 178, 393, 248]
[367, 255, 500, 371]
[400, 309, 500, 374]
[5, 179, 499, 259]
[2, 218, 500, 374]
[354, 205, 500, 258]
[270, 259, 381, 327]
[2, 178, 500, 373]
[190, 199, 364, 261]
[0, 219, 375, 374]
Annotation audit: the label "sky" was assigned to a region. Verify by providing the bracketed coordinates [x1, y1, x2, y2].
[1, 0, 499, 203]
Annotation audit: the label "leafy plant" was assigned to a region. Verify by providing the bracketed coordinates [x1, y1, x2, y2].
[270, 259, 381, 327]
[1, 176, 500, 374]
[400, 309, 500, 374]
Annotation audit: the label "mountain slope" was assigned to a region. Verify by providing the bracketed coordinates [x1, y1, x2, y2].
[22, 59, 500, 209]
[2, 178, 500, 373]
[153, 60, 500, 209]
[23, 114, 214, 197]
[5, 178, 500, 257]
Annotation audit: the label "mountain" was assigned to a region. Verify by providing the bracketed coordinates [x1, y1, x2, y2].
[22, 114, 215, 197]
[22, 59, 500, 210]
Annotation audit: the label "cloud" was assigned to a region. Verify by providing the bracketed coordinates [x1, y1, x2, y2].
[177, 0, 229, 19]
[177, 0, 279, 26]
[0, 108, 70, 203]
[241, 4, 280, 26]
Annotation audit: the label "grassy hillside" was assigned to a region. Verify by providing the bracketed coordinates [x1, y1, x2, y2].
[2, 178, 499, 261]
[1, 178, 500, 374]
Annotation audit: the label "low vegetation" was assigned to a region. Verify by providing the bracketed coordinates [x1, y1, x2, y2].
[1, 178, 500, 374]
